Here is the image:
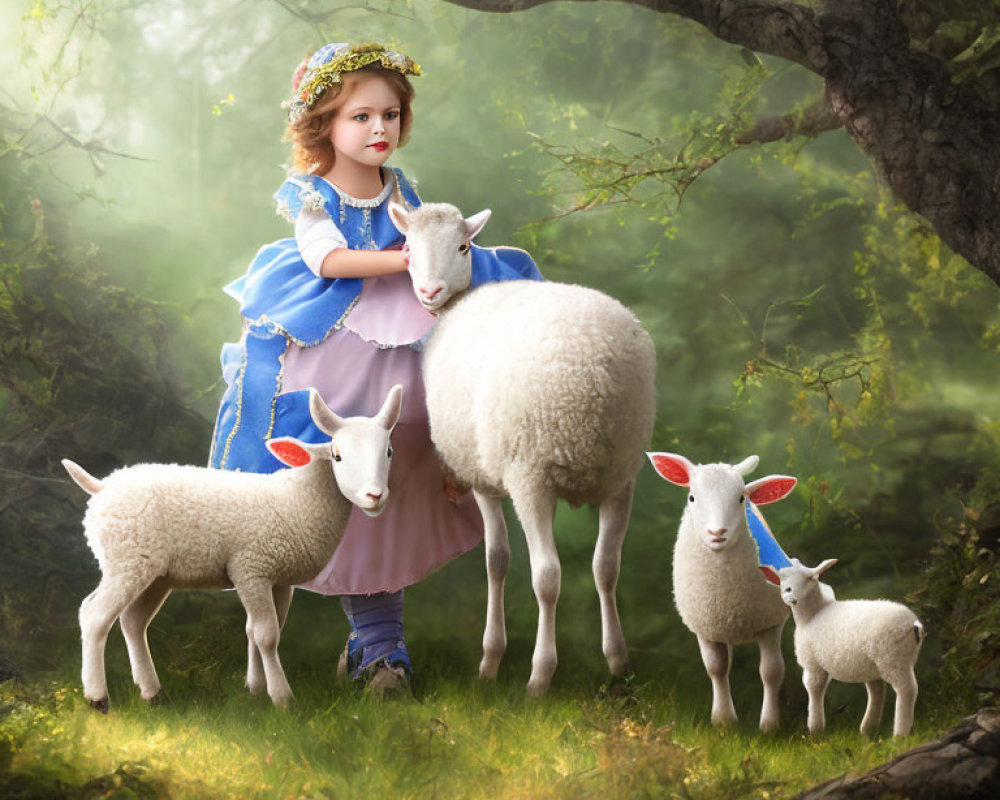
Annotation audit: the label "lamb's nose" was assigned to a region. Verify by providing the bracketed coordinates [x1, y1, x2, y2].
[366, 491, 383, 502]
[708, 528, 728, 539]
[419, 286, 442, 299]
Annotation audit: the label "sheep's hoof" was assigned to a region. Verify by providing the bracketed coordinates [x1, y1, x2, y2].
[145, 691, 166, 707]
[89, 697, 109, 714]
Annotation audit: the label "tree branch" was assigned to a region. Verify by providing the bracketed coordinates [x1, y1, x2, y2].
[443, 0, 826, 70]
[734, 99, 843, 145]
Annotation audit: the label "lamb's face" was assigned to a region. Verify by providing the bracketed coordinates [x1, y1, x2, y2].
[777, 558, 837, 606]
[266, 385, 404, 517]
[685, 465, 750, 552]
[777, 564, 814, 606]
[328, 421, 394, 517]
[389, 202, 491, 312]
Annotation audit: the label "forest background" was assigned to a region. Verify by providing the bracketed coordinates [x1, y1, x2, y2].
[2, 1, 1000, 798]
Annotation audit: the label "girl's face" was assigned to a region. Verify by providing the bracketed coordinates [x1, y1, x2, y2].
[328, 73, 403, 170]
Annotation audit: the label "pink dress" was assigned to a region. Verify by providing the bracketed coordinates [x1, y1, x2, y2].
[281, 270, 484, 594]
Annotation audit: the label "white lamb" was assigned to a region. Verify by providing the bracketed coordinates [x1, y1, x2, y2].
[648, 452, 797, 731]
[777, 558, 924, 737]
[62, 385, 402, 710]
[389, 201, 656, 696]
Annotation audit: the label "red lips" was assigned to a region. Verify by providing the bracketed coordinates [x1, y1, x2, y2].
[370, 142, 389, 152]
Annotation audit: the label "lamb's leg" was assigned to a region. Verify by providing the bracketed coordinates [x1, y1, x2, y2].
[697, 636, 737, 725]
[803, 667, 830, 735]
[889, 668, 918, 736]
[757, 621, 785, 732]
[235, 579, 292, 708]
[475, 491, 509, 681]
[247, 585, 293, 696]
[80, 573, 150, 711]
[119, 577, 170, 701]
[860, 679, 885, 736]
[274, 585, 294, 630]
[593, 479, 633, 678]
[509, 485, 560, 697]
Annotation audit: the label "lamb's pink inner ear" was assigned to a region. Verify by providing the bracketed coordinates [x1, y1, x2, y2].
[748, 477, 796, 505]
[268, 439, 311, 468]
[650, 454, 690, 486]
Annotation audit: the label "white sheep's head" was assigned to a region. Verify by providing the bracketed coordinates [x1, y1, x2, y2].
[647, 452, 797, 552]
[777, 558, 838, 607]
[266, 385, 403, 517]
[389, 201, 491, 312]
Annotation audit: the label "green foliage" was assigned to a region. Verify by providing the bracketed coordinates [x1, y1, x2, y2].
[0, 102, 212, 677]
[911, 469, 1000, 707]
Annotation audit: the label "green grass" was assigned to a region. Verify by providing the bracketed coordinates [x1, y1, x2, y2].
[0, 543, 970, 799]
[0, 663, 965, 800]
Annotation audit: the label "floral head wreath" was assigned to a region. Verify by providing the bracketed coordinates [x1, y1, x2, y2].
[284, 41, 421, 122]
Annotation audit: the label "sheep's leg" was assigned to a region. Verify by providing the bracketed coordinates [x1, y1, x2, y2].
[757, 621, 785, 732]
[475, 491, 509, 681]
[859, 679, 885, 736]
[119, 578, 170, 701]
[697, 636, 737, 725]
[510, 486, 560, 697]
[80, 573, 150, 711]
[247, 585, 294, 696]
[593, 479, 633, 678]
[235, 579, 292, 708]
[889, 668, 918, 736]
[803, 667, 830, 735]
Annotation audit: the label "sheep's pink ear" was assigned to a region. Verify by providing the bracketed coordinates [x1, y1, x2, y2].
[267, 437, 313, 468]
[388, 202, 409, 233]
[464, 209, 491, 240]
[647, 452, 693, 487]
[746, 475, 797, 505]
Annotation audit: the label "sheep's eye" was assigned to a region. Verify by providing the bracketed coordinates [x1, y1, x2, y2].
[387, 444, 393, 458]
[739, 494, 745, 504]
[458, 242, 470, 254]
[688, 494, 695, 503]
[332, 447, 342, 462]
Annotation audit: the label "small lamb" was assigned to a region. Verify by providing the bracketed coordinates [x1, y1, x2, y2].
[63, 385, 402, 711]
[648, 452, 797, 731]
[778, 558, 924, 737]
[391, 201, 657, 696]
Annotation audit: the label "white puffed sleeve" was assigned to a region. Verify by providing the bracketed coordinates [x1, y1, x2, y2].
[295, 207, 349, 276]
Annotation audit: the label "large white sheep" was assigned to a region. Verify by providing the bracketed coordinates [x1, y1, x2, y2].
[389, 202, 656, 696]
[777, 558, 924, 737]
[63, 385, 402, 710]
[648, 452, 797, 731]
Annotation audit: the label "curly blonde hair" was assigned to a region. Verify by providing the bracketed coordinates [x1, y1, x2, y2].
[285, 65, 415, 175]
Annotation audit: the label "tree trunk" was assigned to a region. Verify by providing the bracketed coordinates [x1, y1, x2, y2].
[794, 707, 1000, 800]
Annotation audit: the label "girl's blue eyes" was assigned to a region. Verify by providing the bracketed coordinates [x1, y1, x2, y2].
[352, 111, 400, 122]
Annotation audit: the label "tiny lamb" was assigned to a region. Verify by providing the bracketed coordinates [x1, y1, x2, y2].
[63, 384, 402, 710]
[390, 201, 657, 696]
[778, 558, 924, 736]
[649, 452, 797, 731]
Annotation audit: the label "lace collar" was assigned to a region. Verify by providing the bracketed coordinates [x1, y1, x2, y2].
[316, 168, 396, 209]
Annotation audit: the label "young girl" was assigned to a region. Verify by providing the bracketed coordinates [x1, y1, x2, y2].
[209, 42, 541, 695]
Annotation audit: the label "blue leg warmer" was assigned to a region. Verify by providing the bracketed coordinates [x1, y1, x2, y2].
[340, 591, 410, 674]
